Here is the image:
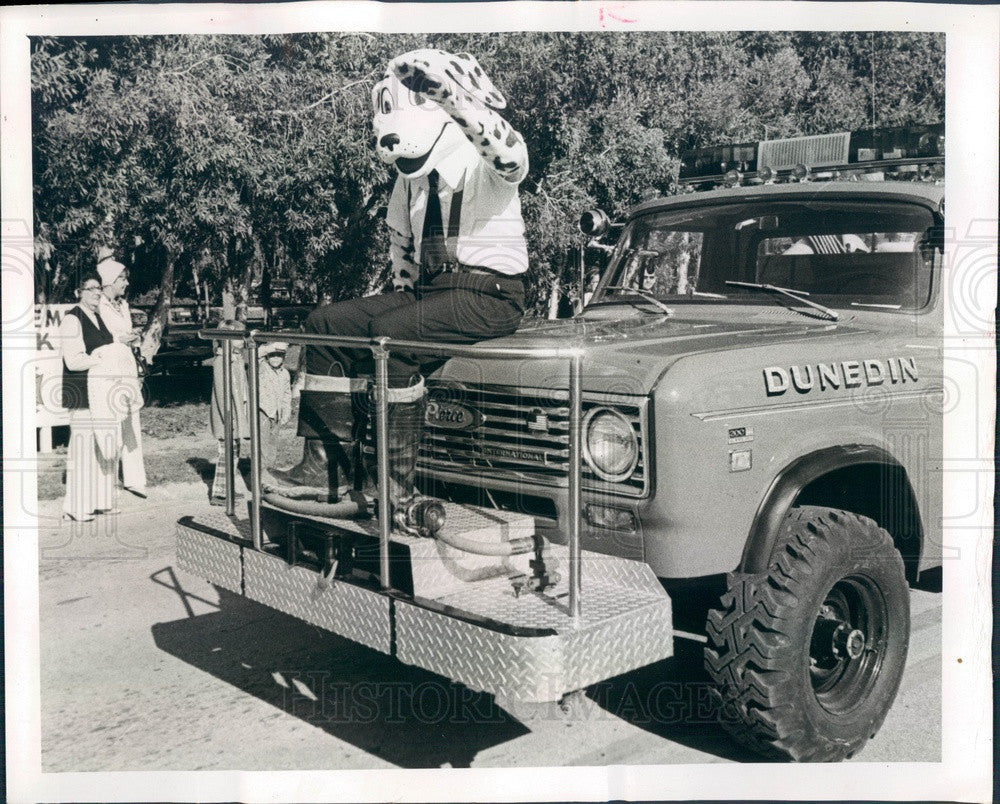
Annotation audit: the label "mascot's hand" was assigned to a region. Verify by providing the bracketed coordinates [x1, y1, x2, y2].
[390, 54, 461, 109]
[390, 49, 507, 111]
[390, 49, 528, 183]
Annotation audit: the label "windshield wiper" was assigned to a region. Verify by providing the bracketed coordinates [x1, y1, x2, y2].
[850, 301, 902, 310]
[725, 281, 839, 321]
[601, 285, 674, 316]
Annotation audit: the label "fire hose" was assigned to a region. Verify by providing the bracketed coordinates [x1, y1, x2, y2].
[435, 529, 535, 556]
[261, 491, 369, 520]
[262, 490, 534, 555]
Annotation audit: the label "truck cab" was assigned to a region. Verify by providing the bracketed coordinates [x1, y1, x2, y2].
[419, 180, 944, 582]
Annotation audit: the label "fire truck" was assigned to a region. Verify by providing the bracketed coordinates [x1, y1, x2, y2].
[177, 124, 944, 762]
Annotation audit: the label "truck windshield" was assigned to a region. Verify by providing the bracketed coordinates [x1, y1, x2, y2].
[594, 199, 939, 311]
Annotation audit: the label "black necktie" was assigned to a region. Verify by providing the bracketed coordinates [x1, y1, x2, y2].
[420, 170, 449, 275]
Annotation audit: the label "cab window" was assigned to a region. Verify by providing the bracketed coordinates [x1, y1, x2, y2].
[755, 230, 934, 309]
[600, 199, 940, 311]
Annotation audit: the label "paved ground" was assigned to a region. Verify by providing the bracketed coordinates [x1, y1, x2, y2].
[37, 480, 942, 771]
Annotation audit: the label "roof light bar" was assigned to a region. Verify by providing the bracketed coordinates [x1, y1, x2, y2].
[678, 122, 944, 187]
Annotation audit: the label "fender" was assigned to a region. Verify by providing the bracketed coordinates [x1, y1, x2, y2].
[741, 444, 914, 573]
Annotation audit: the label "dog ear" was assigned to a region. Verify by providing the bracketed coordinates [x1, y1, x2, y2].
[446, 52, 507, 110]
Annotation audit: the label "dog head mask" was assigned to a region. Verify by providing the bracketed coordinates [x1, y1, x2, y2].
[372, 49, 508, 179]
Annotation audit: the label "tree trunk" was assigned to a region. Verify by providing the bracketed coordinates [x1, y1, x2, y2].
[38, 259, 50, 304]
[221, 277, 237, 322]
[260, 258, 272, 328]
[676, 241, 691, 294]
[51, 258, 65, 303]
[191, 264, 201, 317]
[139, 249, 176, 363]
[546, 265, 560, 320]
[225, 236, 250, 323]
[239, 255, 253, 323]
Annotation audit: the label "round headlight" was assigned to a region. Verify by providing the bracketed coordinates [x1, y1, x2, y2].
[583, 407, 639, 482]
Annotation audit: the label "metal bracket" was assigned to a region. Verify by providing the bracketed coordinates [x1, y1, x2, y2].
[286, 520, 338, 578]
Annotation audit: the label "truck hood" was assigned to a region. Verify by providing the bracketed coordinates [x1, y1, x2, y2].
[438, 309, 871, 393]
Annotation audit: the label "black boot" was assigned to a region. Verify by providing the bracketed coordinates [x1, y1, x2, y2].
[266, 438, 353, 499]
[268, 368, 365, 501]
[384, 384, 445, 537]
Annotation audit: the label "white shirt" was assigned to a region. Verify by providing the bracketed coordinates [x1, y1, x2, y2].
[258, 361, 292, 423]
[99, 294, 133, 337]
[385, 139, 528, 291]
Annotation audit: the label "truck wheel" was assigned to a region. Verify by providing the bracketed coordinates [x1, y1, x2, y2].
[704, 505, 910, 762]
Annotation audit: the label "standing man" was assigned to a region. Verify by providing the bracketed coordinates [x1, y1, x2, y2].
[271, 48, 530, 536]
[257, 341, 292, 474]
[97, 251, 147, 498]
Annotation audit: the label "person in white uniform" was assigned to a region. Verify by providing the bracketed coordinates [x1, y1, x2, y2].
[97, 255, 147, 498]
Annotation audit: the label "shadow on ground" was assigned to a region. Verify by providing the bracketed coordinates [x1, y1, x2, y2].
[579, 641, 761, 763]
[185, 457, 215, 492]
[151, 580, 529, 768]
[150, 564, 755, 767]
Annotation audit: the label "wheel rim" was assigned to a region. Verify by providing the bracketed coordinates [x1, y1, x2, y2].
[809, 574, 889, 715]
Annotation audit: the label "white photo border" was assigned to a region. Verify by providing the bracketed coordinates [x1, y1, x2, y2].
[2, 2, 995, 802]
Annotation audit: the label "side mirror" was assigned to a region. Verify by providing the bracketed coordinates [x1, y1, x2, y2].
[579, 209, 611, 239]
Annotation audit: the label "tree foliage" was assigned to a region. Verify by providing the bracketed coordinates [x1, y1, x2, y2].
[32, 32, 945, 350]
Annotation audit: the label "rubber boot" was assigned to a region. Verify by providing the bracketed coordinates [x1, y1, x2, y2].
[266, 438, 352, 498]
[384, 384, 445, 538]
[268, 369, 363, 501]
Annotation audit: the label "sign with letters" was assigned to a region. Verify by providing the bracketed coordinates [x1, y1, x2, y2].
[763, 357, 919, 396]
[34, 304, 74, 414]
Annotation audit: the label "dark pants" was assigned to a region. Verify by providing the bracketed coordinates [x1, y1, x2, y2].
[299, 271, 525, 439]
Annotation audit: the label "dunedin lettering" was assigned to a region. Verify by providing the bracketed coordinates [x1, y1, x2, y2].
[764, 357, 918, 396]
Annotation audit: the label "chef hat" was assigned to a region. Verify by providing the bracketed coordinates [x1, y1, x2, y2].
[97, 257, 127, 286]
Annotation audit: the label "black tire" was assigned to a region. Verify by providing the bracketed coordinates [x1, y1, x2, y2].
[704, 505, 910, 762]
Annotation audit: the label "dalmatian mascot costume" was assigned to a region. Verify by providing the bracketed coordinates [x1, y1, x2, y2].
[269, 49, 529, 537]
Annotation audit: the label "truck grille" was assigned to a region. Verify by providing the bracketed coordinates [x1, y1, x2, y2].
[417, 382, 649, 497]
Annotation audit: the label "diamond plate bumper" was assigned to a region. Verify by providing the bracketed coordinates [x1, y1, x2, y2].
[176, 515, 245, 593]
[396, 548, 673, 702]
[176, 512, 673, 703]
[243, 548, 391, 654]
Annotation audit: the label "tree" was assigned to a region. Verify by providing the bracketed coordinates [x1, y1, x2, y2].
[32, 32, 946, 342]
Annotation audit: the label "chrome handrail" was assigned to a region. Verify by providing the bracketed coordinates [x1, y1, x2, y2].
[201, 327, 586, 622]
[246, 337, 264, 546]
[221, 339, 236, 516]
